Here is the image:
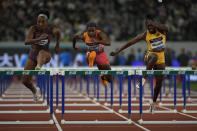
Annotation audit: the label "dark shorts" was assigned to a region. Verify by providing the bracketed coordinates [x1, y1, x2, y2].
[28, 49, 39, 63]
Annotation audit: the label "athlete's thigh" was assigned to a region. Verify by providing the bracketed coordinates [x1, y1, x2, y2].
[23, 58, 37, 81]
[146, 53, 158, 65]
[24, 58, 37, 70]
[37, 50, 51, 64]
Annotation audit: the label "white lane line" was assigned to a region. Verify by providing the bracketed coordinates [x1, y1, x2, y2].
[158, 105, 197, 120]
[80, 94, 150, 131]
[52, 113, 63, 131]
[143, 100, 197, 120]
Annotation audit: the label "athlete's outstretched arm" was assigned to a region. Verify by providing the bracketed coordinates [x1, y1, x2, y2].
[110, 32, 145, 56]
[52, 27, 61, 53]
[72, 34, 84, 50]
[25, 26, 48, 45]
[95, 32, 111, 46]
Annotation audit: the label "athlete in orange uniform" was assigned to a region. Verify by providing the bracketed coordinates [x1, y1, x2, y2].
[73, 22, 112, 86]
[110, 15, 168, 113]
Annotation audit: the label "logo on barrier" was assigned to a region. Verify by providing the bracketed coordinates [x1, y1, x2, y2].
[162, 70, 170, 74]
[146, 71, 154, 74]
[22, 71, 30, 75]
[6, 71, 14, 75]
[178, 71, 185, 74]
[116, 71, 123, 75]
[38, 71, 46, 75]
[69, 71, 77, 75]
[85, 71, 92, 75]
[101, 71, 108, 75]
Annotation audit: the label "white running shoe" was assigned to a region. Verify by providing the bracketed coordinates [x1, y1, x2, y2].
[33, 87, 41, 102]
[136, 78, 146, 89]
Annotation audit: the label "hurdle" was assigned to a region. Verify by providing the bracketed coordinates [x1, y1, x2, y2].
[60, 70, 134, 124]
[0, 67, 197, 125]
[52, 68, 197, 125]
[0, 70, 54, 125]
[136, 69, 197, 124]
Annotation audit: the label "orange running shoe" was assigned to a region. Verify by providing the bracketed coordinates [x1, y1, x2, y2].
[100, 75, 108, 86]
[88, 51, 96, 67]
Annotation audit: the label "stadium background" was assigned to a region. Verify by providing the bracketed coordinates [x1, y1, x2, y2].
[1, 1, 197, 131]
[0, 0, 196, 73]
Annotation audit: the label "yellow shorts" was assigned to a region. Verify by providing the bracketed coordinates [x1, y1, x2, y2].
[145, 51, 165, 65]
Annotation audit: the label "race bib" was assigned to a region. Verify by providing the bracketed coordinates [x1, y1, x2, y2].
[149, 37, 165, 50]
[37, 39, 48, 46]
[87, 43, 100, 51]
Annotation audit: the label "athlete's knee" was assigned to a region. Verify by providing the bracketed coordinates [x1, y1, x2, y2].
[45, 55, 51, 63]
[38, 50, 51, 64]
[155, 77, 163, 86]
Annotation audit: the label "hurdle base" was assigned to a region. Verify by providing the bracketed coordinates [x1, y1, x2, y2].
[168, 93, 172, 97]
[61, 120, 132, 124]
[46, 108, 50, 113]
[56, 110, 113, 114]
[118, 109, 123, 113]
[120, 110, 177, 114]
[39, 98, 43, 101]
[142, 121, 197, 124]
[95, 102, 100, 105]
[104, 102, 108, 106]
[0, 120, 54, 125]
[181, 110, 197, 113]
[173, 109, 177, 113]
[159, 102, 163, 106]
[138, 119, 144, 124]
[182, 109, 187, 113]
[93, 98, 97, 101]
[133, 97, 137, 101]
[187, 97, 191, 101]
[56, 109, 61, 113]
[42, 100, 47, 106]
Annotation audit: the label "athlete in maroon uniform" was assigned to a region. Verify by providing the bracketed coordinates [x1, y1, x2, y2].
[22, 10, 61, 102]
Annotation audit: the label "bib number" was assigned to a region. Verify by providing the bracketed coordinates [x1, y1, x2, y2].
[37, 39, 48, 46]
[150, 37, 164, 50]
